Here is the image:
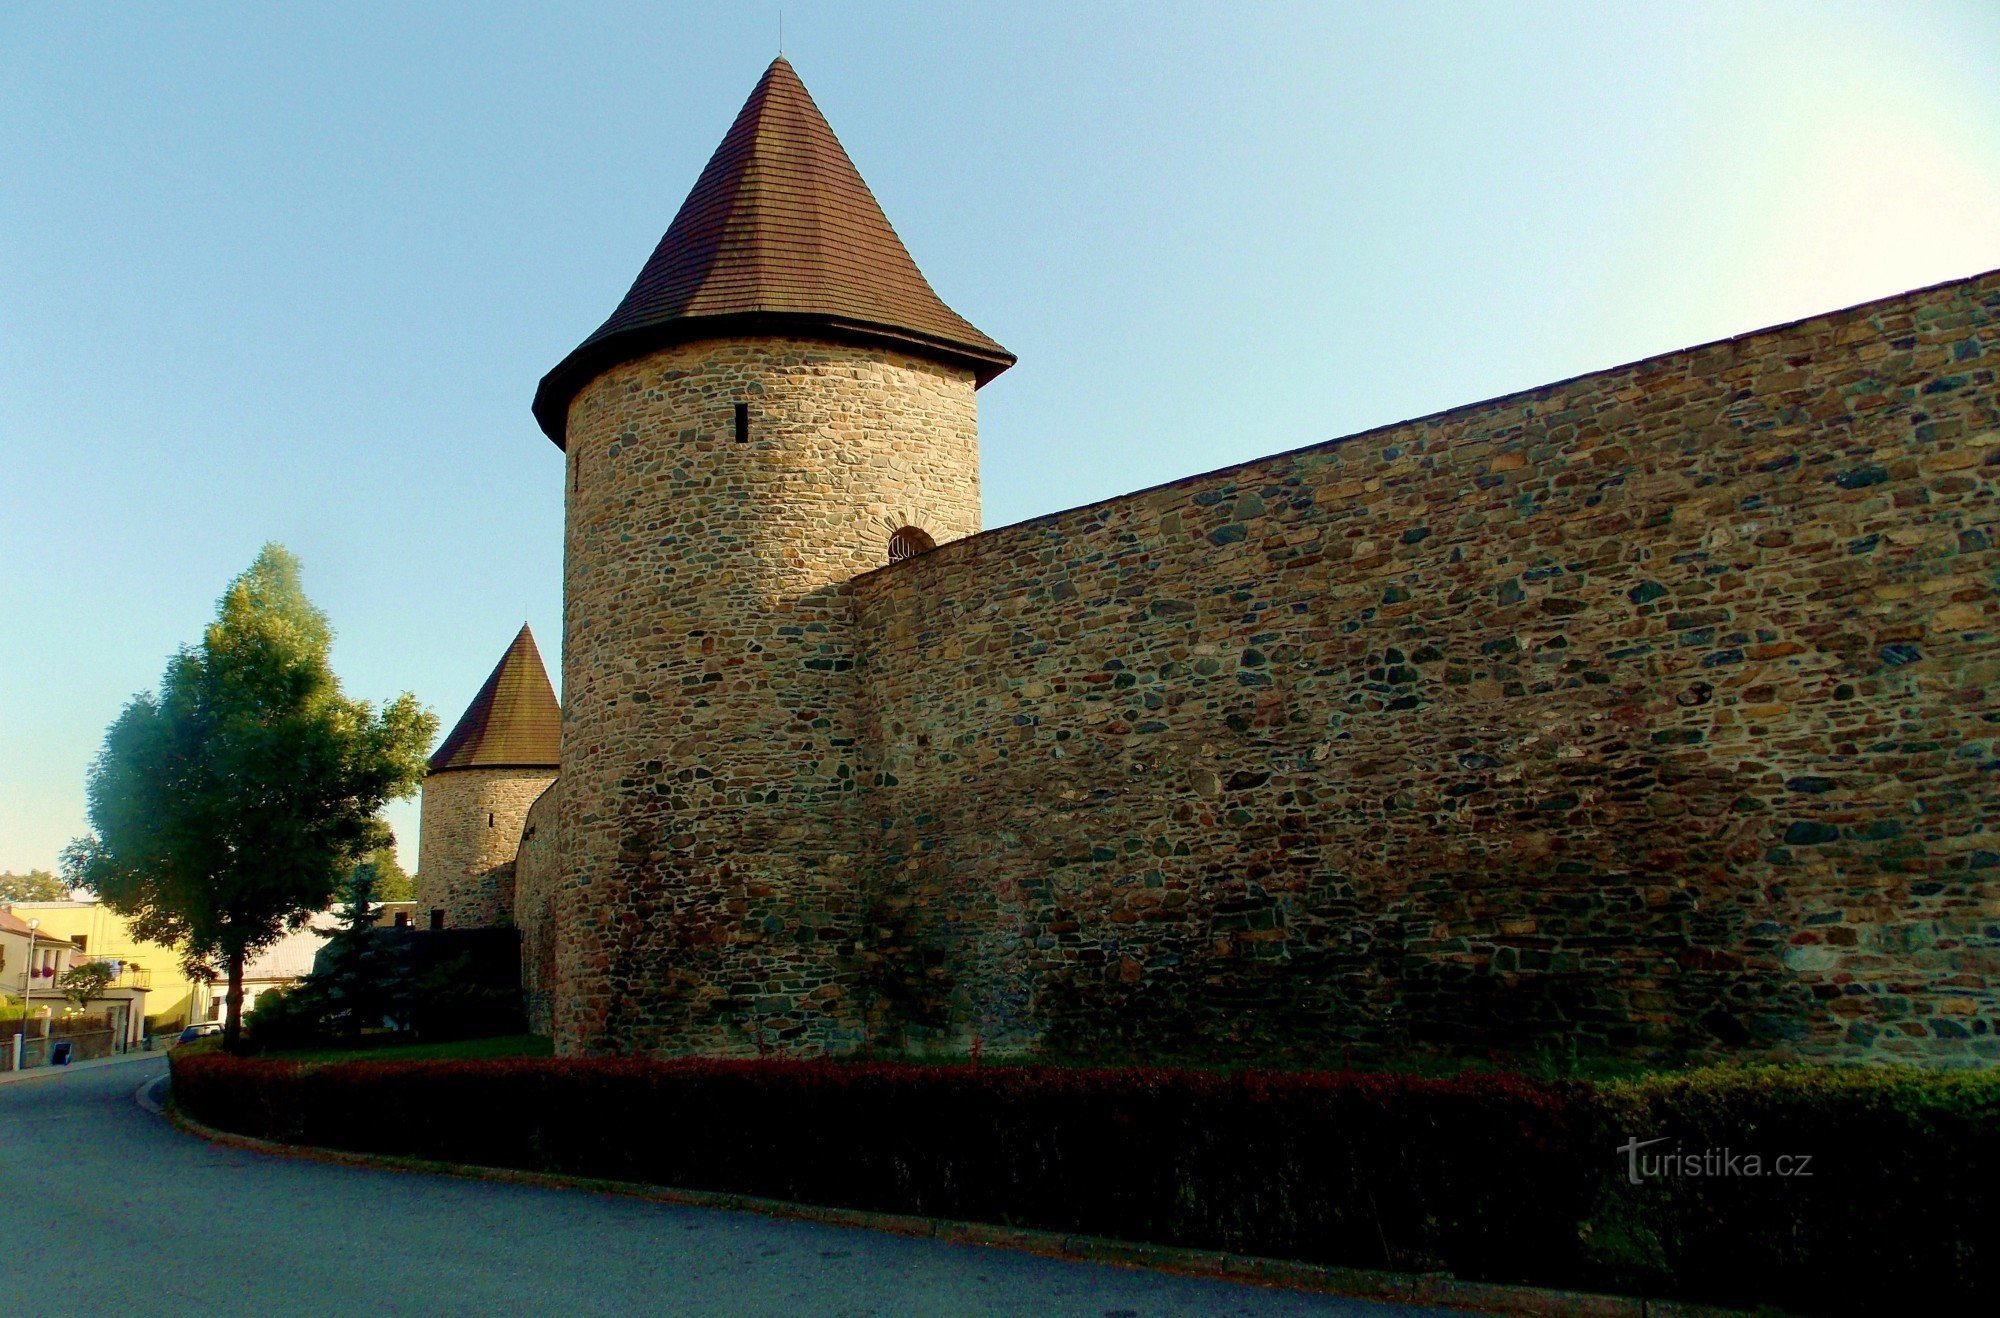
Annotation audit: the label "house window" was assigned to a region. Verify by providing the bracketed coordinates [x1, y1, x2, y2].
[734, 402, 750, 444]
[72, 935, 87, 952]
[394, 912, 410, 930]
[887, 526, 936, 563]
[488, 812, 496, 828]
[430, 909, 445, 932]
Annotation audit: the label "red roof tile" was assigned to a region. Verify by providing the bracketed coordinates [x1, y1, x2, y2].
[0, 908, 76, 945]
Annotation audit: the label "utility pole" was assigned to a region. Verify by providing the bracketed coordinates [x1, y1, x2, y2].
[12, 918, 35, 1072]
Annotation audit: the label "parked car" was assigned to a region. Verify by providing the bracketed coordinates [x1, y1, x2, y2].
[176, 1022, 224, 1044]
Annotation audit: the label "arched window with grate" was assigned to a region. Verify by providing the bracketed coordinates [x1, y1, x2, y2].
[887, 526, 936, 563]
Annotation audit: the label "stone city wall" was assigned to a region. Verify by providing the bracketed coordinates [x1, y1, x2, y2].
[514, 780, 561, 1036]
[417, 767, 557, 929]
[554, 337, 983, 1057]
[850, 270, 2000, 1067]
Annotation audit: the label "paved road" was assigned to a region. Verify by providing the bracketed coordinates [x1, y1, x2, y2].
[0, 1058, 1455, 1316]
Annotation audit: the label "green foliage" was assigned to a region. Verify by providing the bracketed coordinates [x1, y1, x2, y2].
[1576, 1063, 2000, 1305]
[63, 544, 437, 1051]
[248, 901, 525, 1052]
[315, 863, 412, 1037]
[167, 1055, 1997, 1313]
[1601, 1058, 2000, 1117]
[248, 856, 412, 1047]
[0, 869, 70, 902]
[55, 959, 118, 1010]
[244, 986, 318, 1049]
[270, 1033, 551, 1064]
[401, 953, 522, 1041]
[353, 844, 415, 904]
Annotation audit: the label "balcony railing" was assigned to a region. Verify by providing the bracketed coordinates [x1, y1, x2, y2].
[17, 965, 153, 992]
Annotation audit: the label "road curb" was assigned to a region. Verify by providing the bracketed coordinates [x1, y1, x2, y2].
[159, 1094, 1751, 1317]
[0, 1048, 166, 1086]
[134, 1073, 168, 1115]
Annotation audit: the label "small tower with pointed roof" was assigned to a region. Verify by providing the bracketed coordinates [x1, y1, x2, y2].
[538, 57, 1009, 1058]
[417, 625, 561, 930]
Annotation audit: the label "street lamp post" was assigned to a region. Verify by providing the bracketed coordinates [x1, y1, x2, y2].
[12, 918, 35, 1072]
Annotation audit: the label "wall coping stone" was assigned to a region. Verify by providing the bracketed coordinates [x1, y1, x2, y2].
[853, 264, 2000, 588]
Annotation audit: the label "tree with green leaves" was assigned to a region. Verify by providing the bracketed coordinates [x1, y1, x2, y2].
[56, 960, 118, 1012]
[352, 842, 415, 904]
[0, 870, 69, 902]
[63, 544, 436, 1052]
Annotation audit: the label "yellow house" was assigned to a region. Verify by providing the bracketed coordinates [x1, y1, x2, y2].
[2, 900, 203, 1030]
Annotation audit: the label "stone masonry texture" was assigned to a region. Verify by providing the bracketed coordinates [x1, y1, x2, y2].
[514, 780, 561, 1035]
[535, 271, 1998, 1068]
[417, 768, 558, 929]
[845, 271, 1999, 1068]
[555, 335, 981, 1058]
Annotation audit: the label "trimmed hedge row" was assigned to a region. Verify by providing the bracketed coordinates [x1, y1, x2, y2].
[170, 1054, 1996, 1313]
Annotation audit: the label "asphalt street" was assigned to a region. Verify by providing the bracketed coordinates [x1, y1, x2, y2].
[0, 1057, 1458, 1316]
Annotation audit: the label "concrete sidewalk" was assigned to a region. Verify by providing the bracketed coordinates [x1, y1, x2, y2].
[0, 1045, 168, 1085]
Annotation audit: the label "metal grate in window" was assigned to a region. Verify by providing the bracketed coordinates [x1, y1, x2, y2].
[887, 526, 936, 563]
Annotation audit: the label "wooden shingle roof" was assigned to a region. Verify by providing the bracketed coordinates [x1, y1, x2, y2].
[428, 625, 561, 773]
[533, 56, 1012, 447]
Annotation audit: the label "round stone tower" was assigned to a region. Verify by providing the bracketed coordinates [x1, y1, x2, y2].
[532, 57, 1011, 1057]
[417, 624, 561, 929]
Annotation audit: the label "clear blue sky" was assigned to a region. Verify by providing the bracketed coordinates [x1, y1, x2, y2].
[3, 1, 1997, 875]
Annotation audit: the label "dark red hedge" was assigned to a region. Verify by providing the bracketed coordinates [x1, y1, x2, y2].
[170, 1053, 1994, 1314]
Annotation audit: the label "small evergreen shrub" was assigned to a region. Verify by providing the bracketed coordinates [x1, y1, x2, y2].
[244, 987, 320, 1049]
[242, 868, 523, 1049]
[402, 954, 524, 1042]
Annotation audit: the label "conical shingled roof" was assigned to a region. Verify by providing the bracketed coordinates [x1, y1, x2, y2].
[428, 625, 561, 773]
[533, 56, 1013, 446]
